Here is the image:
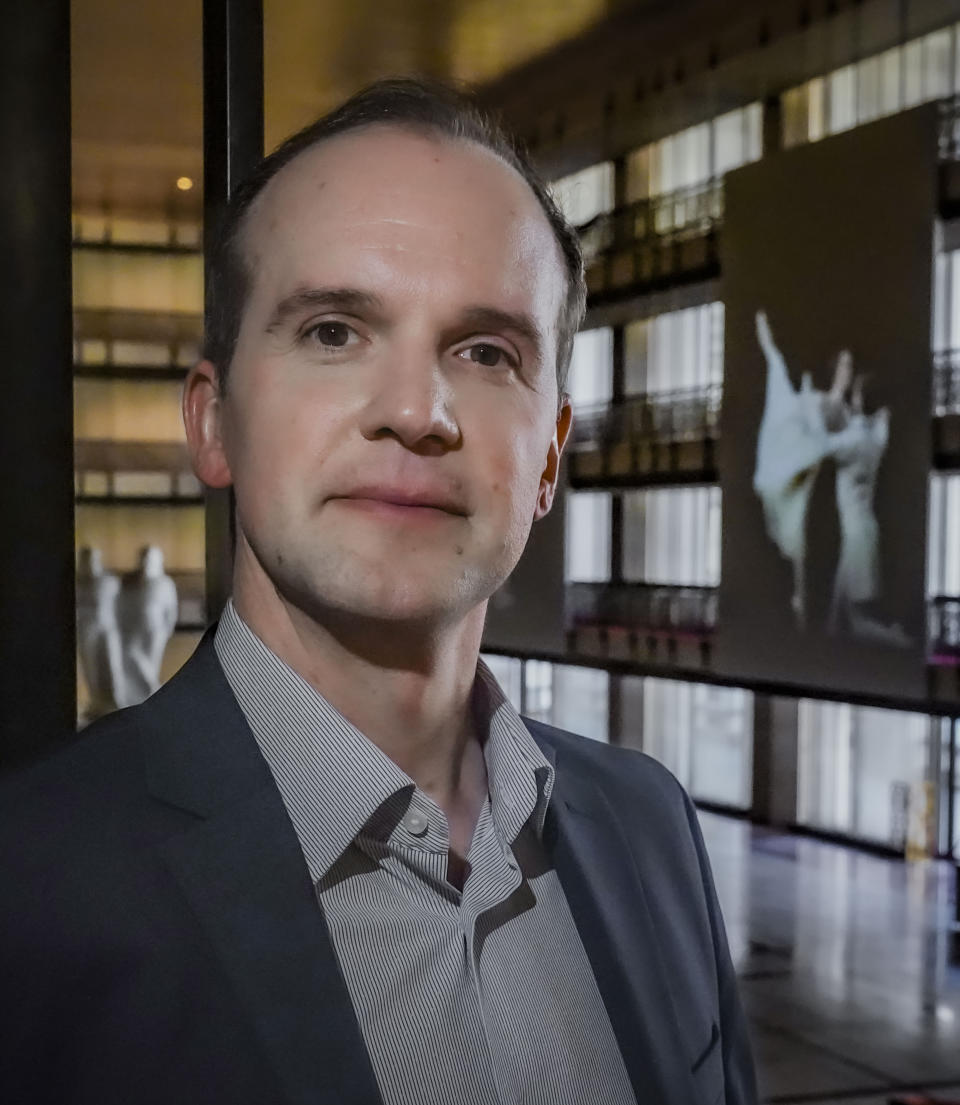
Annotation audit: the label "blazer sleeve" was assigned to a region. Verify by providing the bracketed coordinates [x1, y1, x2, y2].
[680, 787, 760, 1105]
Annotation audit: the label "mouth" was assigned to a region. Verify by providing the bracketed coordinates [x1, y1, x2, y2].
[330, 486, 467, 519]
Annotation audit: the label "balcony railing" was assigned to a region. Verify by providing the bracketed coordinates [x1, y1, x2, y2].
[566, 585, 960, 666]
[570, 384, 722, 451]
[566, 581, 718, 638]
[930, 595, 960, 659]
[576, 179, 724, 262]
[578, 98, 960, 282]
[934, 350, 960, 414]
[570, 358, 960, 465]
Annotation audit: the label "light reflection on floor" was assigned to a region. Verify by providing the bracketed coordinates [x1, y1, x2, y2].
[699, 812, 960, 1104]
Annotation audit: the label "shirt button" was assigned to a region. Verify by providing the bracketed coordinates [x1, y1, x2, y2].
[404, 811, 429, 837]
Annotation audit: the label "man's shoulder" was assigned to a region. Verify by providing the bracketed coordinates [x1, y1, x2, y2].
[522, 715, 688, 811]
[0, 641, 221, 868]
[1, 705, 143, 809]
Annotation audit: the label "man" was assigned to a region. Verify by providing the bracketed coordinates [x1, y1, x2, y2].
[0, 79, 757, 1105]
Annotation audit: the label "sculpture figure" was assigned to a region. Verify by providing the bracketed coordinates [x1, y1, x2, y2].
[119, 545, 179, 706]
[76, 546, 126, 720]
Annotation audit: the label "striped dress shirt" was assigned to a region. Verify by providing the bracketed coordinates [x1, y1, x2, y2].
[215, 602, 636, 1105]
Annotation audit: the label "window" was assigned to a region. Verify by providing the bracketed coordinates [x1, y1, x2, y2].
[565, 491, 611, 583]
[797, 700, 854, 832]
[566, 327, 614, 410]
[928, 473, 960, 596]
[631, 676, 753, 807]
[522, 661, 609, 741]
[797, 700, 932, 846]
[934, 250, 960, 356]
[783, 24, 960, 148]
[622, 486, 721, 586]
[624, 302, 724, 395]
[625, 103, 761, 202]
[480, 653, 523, 711]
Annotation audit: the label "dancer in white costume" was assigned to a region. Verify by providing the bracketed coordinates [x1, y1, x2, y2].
[119, 546, 179, 706]
[827, 377, 910, 646]
[754, 310, 909, 645]
[76, 546, 126, 719]
[753, 310, 858, 626]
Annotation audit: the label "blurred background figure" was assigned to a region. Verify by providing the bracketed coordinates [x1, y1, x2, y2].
[76, 545, 125, 720]
[119, 545, 178, 706]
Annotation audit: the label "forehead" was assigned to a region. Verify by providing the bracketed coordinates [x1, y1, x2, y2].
[238, 125, 566, 325]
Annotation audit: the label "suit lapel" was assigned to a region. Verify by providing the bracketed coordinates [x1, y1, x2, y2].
[530, 725, 699, 1105]
[140, 636, 382, 1105]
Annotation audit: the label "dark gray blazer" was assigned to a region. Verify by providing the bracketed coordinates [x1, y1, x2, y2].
[0, 635, 757, 1105]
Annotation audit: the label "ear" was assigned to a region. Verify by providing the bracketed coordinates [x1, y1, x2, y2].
[182, 359, 233, 489]
[533, 397, 573, 521]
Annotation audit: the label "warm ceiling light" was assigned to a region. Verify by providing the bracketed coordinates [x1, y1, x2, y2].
[176, 176, 194, 191]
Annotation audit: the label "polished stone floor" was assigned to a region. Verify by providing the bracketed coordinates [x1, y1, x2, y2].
[699, 812, 960, 1105]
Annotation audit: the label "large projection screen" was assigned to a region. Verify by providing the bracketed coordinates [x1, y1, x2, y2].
[717, 104, 937, 700]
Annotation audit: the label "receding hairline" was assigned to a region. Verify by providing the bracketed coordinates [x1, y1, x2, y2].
[232, 119, 570, 314]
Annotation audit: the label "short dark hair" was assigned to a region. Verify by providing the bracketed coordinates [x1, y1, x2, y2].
[203, 77, 585, 396]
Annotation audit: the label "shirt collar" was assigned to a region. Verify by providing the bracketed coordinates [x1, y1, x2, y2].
[474, 661, 555, 842]
[214, 601, 555, 882]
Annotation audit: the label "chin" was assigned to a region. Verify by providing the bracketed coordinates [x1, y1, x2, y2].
[280, 566, 483, 629]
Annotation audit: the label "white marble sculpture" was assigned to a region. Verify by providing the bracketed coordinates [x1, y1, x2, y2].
[76, 546, 126, 720]
[119, 545, 179, 706]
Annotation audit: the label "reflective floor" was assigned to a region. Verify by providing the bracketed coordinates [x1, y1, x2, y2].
[699, 813, 960, 1105]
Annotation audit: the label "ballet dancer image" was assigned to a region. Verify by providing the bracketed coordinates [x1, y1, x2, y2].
[752, 309, 857, 628]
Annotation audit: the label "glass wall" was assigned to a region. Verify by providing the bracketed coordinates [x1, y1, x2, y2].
[797, 700, 932, 846]
[522, 660, 609, 741]
[622, 675, 753, 808]
[782, 24, 959, 148]
[928, 473, 960, 597]
[565, 326, 614, 409]
[565, 491, 612, 582]
[624, 103, 762, 201]
[622, 485, 721, 585]
[479, 653, 524, 712]
[624, 302, 724, 395]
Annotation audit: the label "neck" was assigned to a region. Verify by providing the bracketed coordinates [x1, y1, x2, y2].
[232, 555, 489, 815]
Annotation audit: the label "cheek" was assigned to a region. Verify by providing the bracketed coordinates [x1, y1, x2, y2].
[225, 387, 342, 508]
[481, 428, 550, 524]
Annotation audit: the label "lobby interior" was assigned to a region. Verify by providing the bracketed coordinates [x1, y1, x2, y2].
[7, 0, 960, 1101]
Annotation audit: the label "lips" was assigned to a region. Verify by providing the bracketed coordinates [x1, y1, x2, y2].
[330, 483, 467, 515]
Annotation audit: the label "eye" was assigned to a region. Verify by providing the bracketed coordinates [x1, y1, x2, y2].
[461, 342, 517, 370]
[305, 321, 355, 348]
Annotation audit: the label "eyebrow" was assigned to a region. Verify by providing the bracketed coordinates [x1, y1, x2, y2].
[265, 287, 386, 333]
[453, 306, 545, 361]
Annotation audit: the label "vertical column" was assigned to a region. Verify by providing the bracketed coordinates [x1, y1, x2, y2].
[202, 0, 264, 621]
[617, 672, 644, 752]
[607, 674, 624, 746]
[609, 326, 625, 586]
[0, 0, 75, 767]
[950, 719, 959, 963]
[751, 693, 799, 826]
[762, 94, 784, 158]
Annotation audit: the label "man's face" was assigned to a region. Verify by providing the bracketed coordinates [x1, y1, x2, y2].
[192, 125, 571, 629]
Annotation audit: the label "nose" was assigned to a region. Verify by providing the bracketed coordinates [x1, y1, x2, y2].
[359, 342, 461, 454]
